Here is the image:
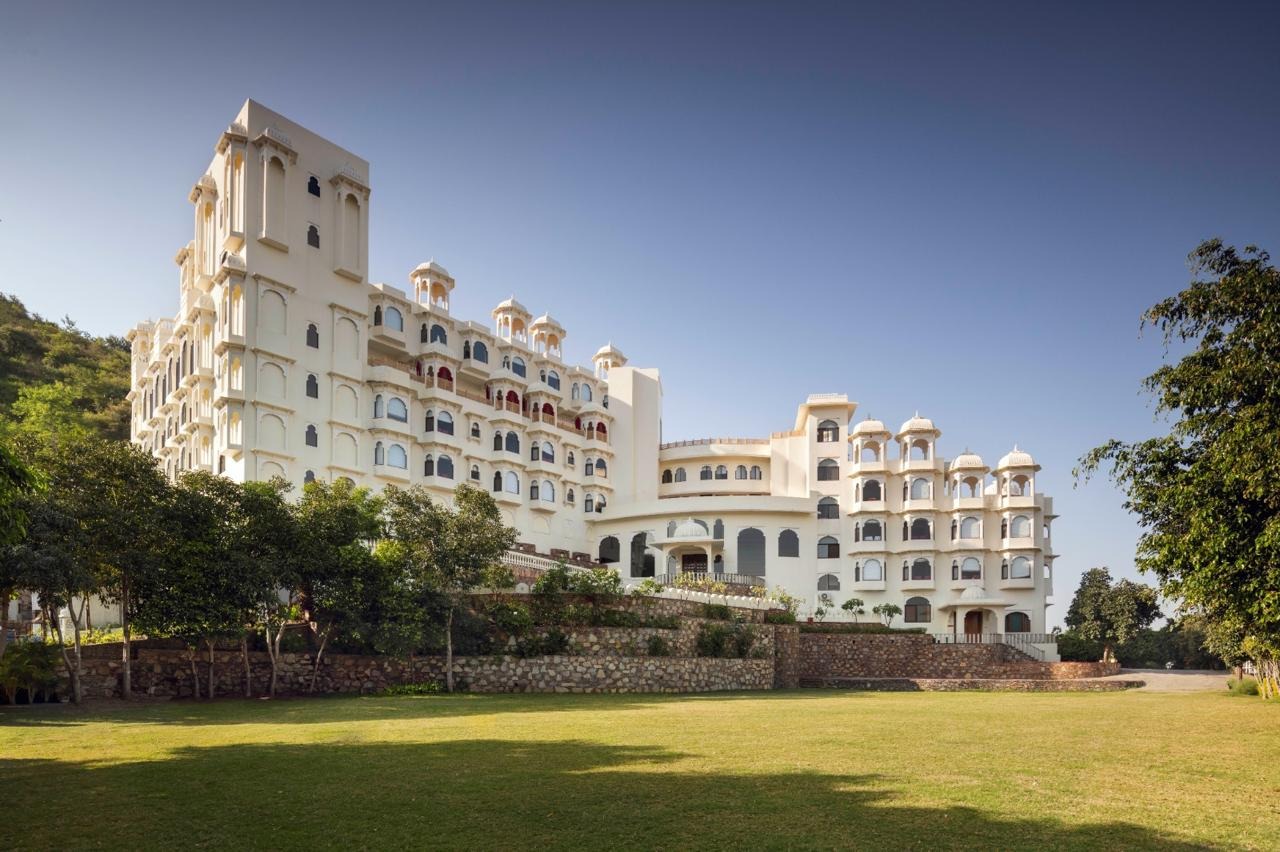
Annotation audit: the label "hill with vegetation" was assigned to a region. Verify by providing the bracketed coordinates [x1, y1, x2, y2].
[0, 293, 131, 441]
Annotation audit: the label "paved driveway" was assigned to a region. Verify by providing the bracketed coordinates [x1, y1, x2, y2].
[1100, 669, 1230, 692]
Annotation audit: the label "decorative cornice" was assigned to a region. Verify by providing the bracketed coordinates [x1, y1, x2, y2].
[253, 128, 298, 164]
[251, 272, 297, 294]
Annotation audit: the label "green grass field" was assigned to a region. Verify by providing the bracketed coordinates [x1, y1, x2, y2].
[2, 689, 1276, 850]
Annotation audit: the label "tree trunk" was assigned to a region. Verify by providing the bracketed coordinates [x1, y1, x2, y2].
[206, 638, 216, 699]
[445, 605, 455, 693]
[51, 614, 80, 704]
[1102, 643, 1116, 664]
[188, 646, 201, 700]
[241, 634, 252, 698]
[120, 578, 133, 699]
[308, 626, 330, 695]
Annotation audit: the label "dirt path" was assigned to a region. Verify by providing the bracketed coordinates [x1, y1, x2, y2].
[1099, 669, 1229, 692]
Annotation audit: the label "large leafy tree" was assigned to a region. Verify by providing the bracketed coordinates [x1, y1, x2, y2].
[1063, 568, 1161, 663]
[1079, 240, 1280, 695]
[383, 484, 516, 692]
[292, 479, 384, 693]
[0, 440, 39, 660]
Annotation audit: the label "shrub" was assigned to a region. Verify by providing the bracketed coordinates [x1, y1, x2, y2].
[568, 566, 624, 598]
[0, 641, 61, 705]
[702, 603, 732, 621]
[764, 610, 797, 625]
[532, 563, 573, 595]
[514, 629, 571, 658]
[695, 623, 757, 658]
[382, 681, 443, 696]
[487, 600, 534, 638]
[596, 609, 641, 628]
[631, 579, 664, 597]
[645, 615, 681, 630]
[646, 636, 671, 657]
[1228, 676, 1259, 696]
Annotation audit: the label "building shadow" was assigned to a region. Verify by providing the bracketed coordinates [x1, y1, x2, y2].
[0, 737, 1207, 850]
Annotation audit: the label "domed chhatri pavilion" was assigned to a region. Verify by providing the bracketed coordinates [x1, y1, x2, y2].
[127, 100, 1058, 653]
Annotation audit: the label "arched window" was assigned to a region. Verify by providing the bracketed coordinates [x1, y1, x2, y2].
[713, 519, 724, 540]
[384, 307, 404, 332]
[571, 383, 579, 400]
[629, 532, 655, 578]
[817, 536, 839, 558]
[585, 458, 595, 476]
[511, 357, 526, 378]
[305, 425, 318, 447]
[430, 324, 447, 344]
[373, 394, 385, 418]
[566, 488, 575, 505]
[388, 444, 407, 469]
[910, 477, 930, 499]
[530, 441, 541, 462]
[420, 324, 430, 343]
[662, 469, 673, 484]
[1001, 517, 1009, 538]
[1011, 515, 1031, 538]
[735, 465, 747, 480]
[817, 497, 839, 519]
[862, 479, 882, 501]
[547, 370, 560, 390]
[860, 443, 881, 463]
[700, 465, 712, 481]
[373, 306, 383, 326]
[470, 464, 480, 481]
[1010, 474, 1030, 496]
[530, 480, 540, 501]
[817, 573, 840, 591]
[910, 518, 931, 540]
[749, 465, 762, 480]
[737, 528, 766, 575]
[437, 455, 454, 479]
[304, 470, 315, 484]
[582, 384, 593, 402]
[541, 479, 553, 502]
[593, 458, 606, 475]
[1010, 556, 1032, 579]
[470, 422, 481, 438]
[674, 467, 686, 482]
[598, 536, 620, 565]
[909, 439, 930, 461]
[307, 224, 320, 248]
[472, 341, 488, 363]
[816, 419, 839, 442]
[306, 323, 320, 348]
[904, 596, 931, 623]
[960, 516, 980, 539]
[424, 454, 435, 477]
[462, 340, 471, 358]
[666, 520, 678, 537]
[541, 442, 554, 463]
[908, 558, 931, 581]
[860, 558, 883, 581]
[778, 529, 799, 557]
[567, 451, 576, 466]
[374, 441, 385, 465]
[307, 175, 321, 196]
[493, 431, 504, 451]
[862, 520, 883, 541]
[961, 557, 982, 579]
[505, 432, 520, 454]
[1005, 612, 1031, 633]
[437, 411, 453, 435]
[714, 465, 727, 480]
[504, 471, 519, 494]
[387, 397, 408, 422]
[950, 519, 958, 540]
[817, 459, 840, 481]
[584, 494, 594, 513]
[492, 471, 503, 492]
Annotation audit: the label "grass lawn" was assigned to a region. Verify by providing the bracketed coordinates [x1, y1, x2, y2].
[2, 689, 1276, 850]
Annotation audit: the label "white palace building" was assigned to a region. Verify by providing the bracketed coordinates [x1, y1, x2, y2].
[128, 100, 1058, 642]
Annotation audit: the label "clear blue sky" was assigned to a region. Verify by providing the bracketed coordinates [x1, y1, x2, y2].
[3, 1, 1278, 625]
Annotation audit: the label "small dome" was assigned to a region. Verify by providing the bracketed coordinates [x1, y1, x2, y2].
[594, 342, 625, 361]
[949, 450, 986, 471]
[672, 518, 709, 538]
[899, 413, 937, 434]
[493, 295, 529, 314]
[997, 445, 1037, 469]
[531, 313, 563, 329]
[412, 259, 452, 278]
[960, 586, 990, 601]
[852, 418, 888, 436]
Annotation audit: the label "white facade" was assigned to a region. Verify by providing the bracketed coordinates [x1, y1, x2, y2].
[129, 100, 1058, 638]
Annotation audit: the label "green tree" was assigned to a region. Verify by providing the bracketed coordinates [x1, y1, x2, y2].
[0, 439, 39, 661]
[1078, 241, 1280, 695]
[383, 484, 516, 692]
[872, 603, 902, 627]
[3, 381, 94, 443]
[1063, 568, 1161, 663]
[841, 598, 866, 624]
[236, 478, 300, 698]
[292, 478, 384, 693]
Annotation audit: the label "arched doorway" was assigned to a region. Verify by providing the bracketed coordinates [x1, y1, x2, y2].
[964, 610, 983, 636]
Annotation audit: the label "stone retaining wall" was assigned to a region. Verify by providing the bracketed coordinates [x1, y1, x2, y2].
[802, 676, 1142, 692]
[799, 633, 1119, 681]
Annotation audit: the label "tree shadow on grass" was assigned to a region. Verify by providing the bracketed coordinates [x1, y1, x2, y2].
[0, 689, 851, 729]
[1, 738, 1209, 851]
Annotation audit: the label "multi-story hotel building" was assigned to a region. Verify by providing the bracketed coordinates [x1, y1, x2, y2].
[128, 100, 1058, 645]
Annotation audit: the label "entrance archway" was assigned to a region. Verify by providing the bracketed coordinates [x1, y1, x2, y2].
[964, 610, 983, 636]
